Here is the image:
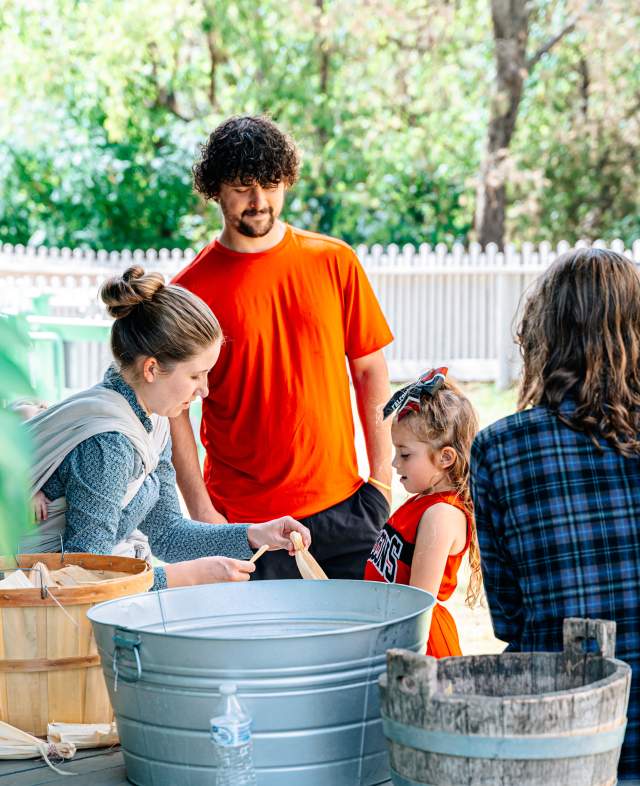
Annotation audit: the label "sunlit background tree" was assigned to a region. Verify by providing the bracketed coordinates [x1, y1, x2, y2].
[1, 0, 639, 251]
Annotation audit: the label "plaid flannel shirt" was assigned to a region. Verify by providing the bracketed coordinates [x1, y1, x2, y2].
[471, 400, 640, 780]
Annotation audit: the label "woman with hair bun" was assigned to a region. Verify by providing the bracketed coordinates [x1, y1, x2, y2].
[21, 266, 311, 590]
[471, 248, 640, 780]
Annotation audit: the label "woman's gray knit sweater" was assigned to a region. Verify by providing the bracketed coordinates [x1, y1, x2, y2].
[41, 365, 252, 589]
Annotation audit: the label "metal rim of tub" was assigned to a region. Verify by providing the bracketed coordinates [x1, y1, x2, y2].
[87, 579, 435, 641]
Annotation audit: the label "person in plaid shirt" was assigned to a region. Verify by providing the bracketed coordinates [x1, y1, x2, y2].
[471, 247, 640, 780]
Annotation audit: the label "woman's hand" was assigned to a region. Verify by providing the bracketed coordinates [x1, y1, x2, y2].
[164, 556, 256, 587]
[247, 516, 311, 556]
[33, 491, 50, 522]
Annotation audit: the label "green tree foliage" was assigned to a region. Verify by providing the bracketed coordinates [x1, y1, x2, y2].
[0, 0, 638, 250]
[510, 0, 640, 247]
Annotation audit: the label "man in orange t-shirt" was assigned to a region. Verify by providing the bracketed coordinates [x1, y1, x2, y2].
[171, 115, 393, 579]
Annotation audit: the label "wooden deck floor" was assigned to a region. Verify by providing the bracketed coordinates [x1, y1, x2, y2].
[0, 747, 128, 785]
[0, 749, 396, 785]
[2, 750, 638, 786]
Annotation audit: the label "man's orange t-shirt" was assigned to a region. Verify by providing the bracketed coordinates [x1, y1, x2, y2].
[172, 225, 393, 522]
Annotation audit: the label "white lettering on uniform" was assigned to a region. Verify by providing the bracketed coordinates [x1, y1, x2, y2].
[369, 528, 403, 583]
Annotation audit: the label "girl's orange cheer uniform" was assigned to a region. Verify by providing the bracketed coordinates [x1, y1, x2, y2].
[364, 490, 471, 657]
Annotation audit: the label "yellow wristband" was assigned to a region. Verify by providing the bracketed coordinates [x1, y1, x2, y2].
[368, 476, 392, 492]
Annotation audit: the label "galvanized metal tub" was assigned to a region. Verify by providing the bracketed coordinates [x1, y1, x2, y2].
[88, 579, 434, 786]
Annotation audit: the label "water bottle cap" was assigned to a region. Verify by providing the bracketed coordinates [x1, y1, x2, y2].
[219, 682, 237, 696]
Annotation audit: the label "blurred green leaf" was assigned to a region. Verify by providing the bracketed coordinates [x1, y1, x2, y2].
[0, 410, 33, 554]
[0, 354, 33, 400]
[0, 320, 34, 555]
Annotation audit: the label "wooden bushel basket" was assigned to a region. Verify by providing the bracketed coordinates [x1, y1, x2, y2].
[0, 553, 153, 736]
[380, 618, 631, 786]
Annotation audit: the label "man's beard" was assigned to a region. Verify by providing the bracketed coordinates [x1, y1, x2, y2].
[235, 207, 276, 238]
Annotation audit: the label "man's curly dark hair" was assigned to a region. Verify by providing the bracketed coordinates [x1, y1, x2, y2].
[193, 116, 300, 200]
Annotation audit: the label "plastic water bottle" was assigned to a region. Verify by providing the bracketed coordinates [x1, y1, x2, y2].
[210, 682, 257, 786]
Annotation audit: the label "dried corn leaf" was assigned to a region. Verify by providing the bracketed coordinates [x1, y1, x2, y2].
[290, 532, 328, 580]
[0, 720, 75, 771]
[0, 570, 34, 590]
[48, 721, 119, 750]
[30, 561, 55, 589]
[84, 569, 129, 581]
[49, 565, 105, 586]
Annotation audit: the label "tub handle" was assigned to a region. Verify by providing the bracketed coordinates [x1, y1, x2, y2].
[563, 617, 616, 659]
[112, 630, 142, 691]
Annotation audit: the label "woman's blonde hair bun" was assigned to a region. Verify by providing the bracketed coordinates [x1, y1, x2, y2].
[98, 265, 222, 370]
[100, 265, 166, 319]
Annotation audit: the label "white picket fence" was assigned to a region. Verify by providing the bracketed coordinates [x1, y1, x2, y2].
[2, 237, 639, 391]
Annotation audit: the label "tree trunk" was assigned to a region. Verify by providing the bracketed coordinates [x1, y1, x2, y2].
[475, 0, 529, 248]
[202, 0, 226, 111]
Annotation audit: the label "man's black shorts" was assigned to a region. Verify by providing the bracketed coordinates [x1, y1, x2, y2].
[251, 482, 390, 580]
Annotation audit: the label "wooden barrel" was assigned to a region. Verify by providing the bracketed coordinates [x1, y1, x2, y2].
[379, 618, 631, 786]
[0, 552, 153, 736]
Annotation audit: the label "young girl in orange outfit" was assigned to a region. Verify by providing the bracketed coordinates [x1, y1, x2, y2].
[364, 367, 482, 657]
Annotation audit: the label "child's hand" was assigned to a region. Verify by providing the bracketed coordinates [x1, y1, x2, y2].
[33, 491, 50, 521]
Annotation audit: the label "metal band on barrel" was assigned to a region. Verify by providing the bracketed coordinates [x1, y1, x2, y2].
[382, 714, 627, 760]
[388, 768, 621, 786]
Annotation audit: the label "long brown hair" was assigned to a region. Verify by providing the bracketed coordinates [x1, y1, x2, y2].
[100, 266, 222, 369]
[517, 248, 640, 457]
[401, 378, 482, 607]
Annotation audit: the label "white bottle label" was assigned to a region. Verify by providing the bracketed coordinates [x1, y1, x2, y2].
[210, 719, 251, 747]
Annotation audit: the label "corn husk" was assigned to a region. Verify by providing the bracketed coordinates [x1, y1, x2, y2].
[48, 722, 119, 750]
[30, 561, 56, 589]
[49, 565, 104, 586]
[0, 562, 130, 591]
[290, 532, 328, 580]
[0, 570, 34, 590]
[0, 721, 75, 774]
